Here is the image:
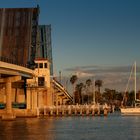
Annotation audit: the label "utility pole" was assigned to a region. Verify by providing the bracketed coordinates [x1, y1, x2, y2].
[59, 71, 62, 83]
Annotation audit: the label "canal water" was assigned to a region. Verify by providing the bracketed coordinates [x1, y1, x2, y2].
[0, 113, 140, 140]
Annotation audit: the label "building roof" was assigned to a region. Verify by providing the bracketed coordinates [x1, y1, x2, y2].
[35, 58, 50, 63]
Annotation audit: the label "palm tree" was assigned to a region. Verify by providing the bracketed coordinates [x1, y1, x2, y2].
[95, 79, 103, 103]
[75, 82, 84, 104]
[86, 79, 92, 87]
[95, 79, 103, 93]
[103, 88, 115, 104]
[70, 75, 78, 104]
[86, 79, 92, 104]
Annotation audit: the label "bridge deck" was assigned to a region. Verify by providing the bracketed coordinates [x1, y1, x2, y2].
[0, 61, 34, 78]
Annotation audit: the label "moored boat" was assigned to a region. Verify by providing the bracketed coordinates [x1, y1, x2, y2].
[121, 107, 140, 115]
[120, 62, 140, 115]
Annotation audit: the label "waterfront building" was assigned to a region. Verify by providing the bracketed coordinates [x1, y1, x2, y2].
[0, 6, 39, 68]
[36, 25, 53, 75]
[27, 58, 53, 109]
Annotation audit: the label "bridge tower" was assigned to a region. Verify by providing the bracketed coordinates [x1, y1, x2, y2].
[26, 58, 53, 114]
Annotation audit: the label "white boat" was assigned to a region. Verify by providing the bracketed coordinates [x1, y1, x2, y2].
[120, 62, 140, 115]
[121, 107, 140, 115]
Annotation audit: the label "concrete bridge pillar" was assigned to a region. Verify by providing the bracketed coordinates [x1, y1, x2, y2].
[1, 76, 21, 120]
[26, 90, 31, 110]
[5, 82, 12, 114]
[2, 81, 15, 120]
[46, 88, 53, 106]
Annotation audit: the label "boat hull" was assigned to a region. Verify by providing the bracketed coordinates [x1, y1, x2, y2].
[121, 108, 140, 115]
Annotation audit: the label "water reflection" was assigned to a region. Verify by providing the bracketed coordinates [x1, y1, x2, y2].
[0, 114, 140, 140]
[0, 118, 56, 140]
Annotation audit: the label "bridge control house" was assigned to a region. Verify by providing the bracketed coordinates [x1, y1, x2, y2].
[26, 58, 53, 113]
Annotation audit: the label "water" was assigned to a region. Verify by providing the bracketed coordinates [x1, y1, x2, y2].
[0, 113, 140, 140]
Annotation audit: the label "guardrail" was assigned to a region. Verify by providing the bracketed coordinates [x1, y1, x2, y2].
[52, 79, 73, 102]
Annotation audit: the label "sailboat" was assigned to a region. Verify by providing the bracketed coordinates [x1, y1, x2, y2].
[121, 62, 140, 115]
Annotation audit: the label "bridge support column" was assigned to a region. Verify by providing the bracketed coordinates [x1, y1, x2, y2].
[46, 88, 53, 106]
[6, 82, 12, 113]
[1, 76, 21, 120]
[26, 90, 31, 110]
[2, 82, 15, 120]
[26, 89, 37, 116]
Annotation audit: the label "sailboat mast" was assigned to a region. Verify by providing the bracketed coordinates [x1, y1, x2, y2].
[93, 78, 95, 104]
[134, 61, 137, 102]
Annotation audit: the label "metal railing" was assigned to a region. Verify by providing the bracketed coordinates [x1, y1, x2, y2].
[52, 79, 73, 102]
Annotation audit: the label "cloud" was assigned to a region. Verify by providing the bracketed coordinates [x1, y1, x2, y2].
[65, 65, 140, 73]
[63, 65, 140, 91]
[75, 71, 95, 77]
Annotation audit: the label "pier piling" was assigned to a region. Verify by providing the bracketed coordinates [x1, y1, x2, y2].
[37, 105, 110, 117]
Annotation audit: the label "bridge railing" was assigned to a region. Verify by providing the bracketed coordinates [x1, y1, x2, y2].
[0, 56, 27, 67]
[52, 79, 73, 101]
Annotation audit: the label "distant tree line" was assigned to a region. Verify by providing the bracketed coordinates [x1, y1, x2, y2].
[70, 75, 140, 107]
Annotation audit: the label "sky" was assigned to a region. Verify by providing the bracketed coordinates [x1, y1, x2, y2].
[0, 0, 140, 92]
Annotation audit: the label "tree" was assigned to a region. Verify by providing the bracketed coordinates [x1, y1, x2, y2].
[128, 91, 135, 106]
[95, 80, 103, 103]
[86, 79, 92, 87]
[137, 90, 140, 100]
[103, 88, 116, 104]
[95, 79, 103, 93]
[86, 79, 92, 104]
[70, 75, 78, 104]
[75, 83, 84, 104]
